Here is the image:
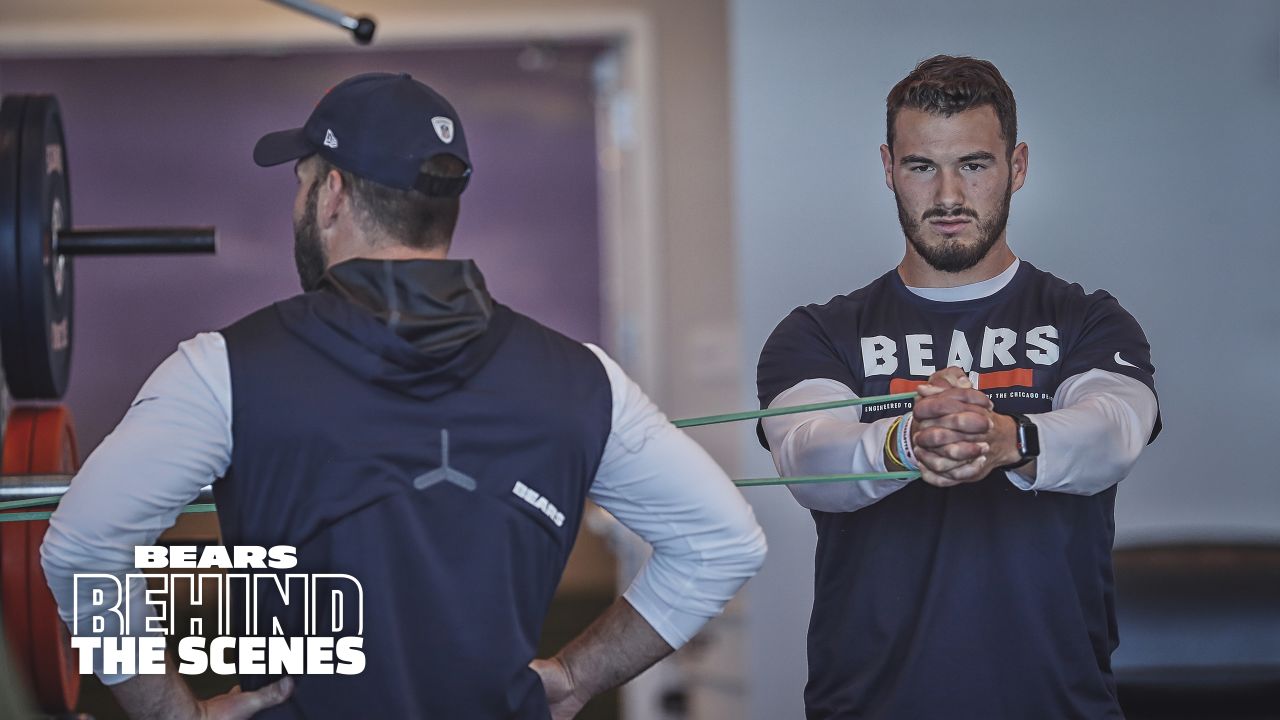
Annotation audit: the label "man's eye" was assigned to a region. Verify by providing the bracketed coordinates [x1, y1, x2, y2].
[910, 165, 933, 173]
[962, 163, 986, 171]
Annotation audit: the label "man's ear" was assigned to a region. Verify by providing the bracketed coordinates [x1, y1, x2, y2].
[1010, 142, 1029, 194]
[880, 144, 895, 192]
[318, 167, 347, 224]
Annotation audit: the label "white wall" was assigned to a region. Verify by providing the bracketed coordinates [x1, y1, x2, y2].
[732, 1, 1280, 716]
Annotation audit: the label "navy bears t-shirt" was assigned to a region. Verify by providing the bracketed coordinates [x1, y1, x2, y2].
[757, 261, 1158, 719]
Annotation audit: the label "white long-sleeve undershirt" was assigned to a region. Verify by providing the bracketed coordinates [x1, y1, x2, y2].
[41, 334, 767, 684]
[762, 370, 1158, 514]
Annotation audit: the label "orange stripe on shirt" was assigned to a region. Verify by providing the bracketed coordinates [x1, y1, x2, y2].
[976, 368, 1034, 390]
[889, 378, 927, 395]
[887, 368, 1034, 395]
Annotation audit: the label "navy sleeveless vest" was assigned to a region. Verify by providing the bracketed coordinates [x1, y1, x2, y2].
[216, 259, 611, 718]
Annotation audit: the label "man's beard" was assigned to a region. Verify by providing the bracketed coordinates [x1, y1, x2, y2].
[294, 178, 328, 292]
[896, 178, 1012, 274]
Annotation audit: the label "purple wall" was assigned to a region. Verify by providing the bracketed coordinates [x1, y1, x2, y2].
[1, 45, 604, 451]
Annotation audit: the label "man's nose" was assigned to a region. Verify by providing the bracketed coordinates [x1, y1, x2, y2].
[934, 167, 965, 210]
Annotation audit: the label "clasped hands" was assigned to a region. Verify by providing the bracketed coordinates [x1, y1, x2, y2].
[907, 367, 1022, 488]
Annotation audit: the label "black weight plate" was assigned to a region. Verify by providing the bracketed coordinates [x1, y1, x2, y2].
[12, 96, 72, 400]
[0, 96, 26, 404]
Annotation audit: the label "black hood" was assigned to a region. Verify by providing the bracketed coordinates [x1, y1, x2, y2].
[276, 258, 511, 401]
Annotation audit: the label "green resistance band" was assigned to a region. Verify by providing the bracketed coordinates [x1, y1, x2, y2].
[0, 391, 924, 522]
[674, 389, 922, 486]
[0, 503, 217, 523]
[733, 471, 920, 487]
[672, 391, 918, 429]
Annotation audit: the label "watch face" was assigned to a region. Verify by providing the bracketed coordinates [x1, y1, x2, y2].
[1020, 418, 1040, 457]
[1011, 414, 1039, 459]
[999, 415, 1037, 470]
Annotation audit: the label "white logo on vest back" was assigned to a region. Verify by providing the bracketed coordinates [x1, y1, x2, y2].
[512, 481, 565, 527]
[413, 429, 476, 492]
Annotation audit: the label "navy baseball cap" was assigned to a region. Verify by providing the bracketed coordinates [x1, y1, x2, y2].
[254, 72, 471, 197]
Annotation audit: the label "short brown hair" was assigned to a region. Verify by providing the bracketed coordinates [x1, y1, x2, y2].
[317, 155, 464, 251]
[886, 55, 1017, 156]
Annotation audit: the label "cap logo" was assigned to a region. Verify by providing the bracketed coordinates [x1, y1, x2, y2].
[323, 129, 339, 149]
[431, 117, 455, 144]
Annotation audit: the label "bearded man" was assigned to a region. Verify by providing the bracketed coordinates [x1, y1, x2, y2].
[43, 72, 766, 720]
[756, 55, 1161, 719]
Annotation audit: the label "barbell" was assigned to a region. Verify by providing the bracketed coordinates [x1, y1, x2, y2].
[0, 93, 215, 401]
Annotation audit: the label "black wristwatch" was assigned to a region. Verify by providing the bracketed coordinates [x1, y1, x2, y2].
[1001, 413, 1039, 469]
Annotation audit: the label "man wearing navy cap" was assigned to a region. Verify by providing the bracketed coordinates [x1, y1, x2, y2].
[43, 72, 766, 719]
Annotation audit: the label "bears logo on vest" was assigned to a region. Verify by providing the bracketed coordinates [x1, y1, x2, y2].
[512, 481, 566, 527]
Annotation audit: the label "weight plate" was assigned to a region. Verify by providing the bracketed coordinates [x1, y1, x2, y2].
[26, 405, 80, 712]
[10, 96, 73, 400]
[0, 96, 26, 406]
[0, 407, 36, 688]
